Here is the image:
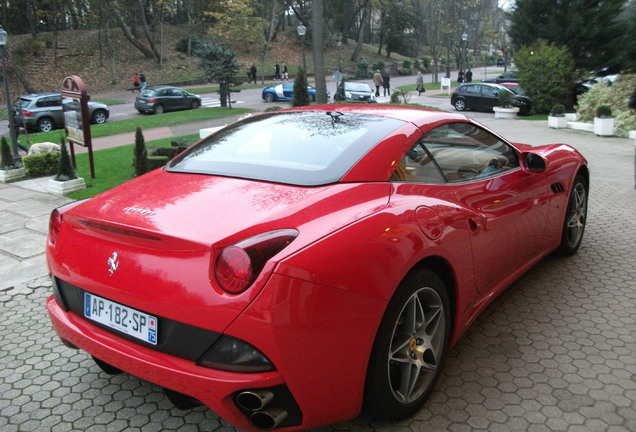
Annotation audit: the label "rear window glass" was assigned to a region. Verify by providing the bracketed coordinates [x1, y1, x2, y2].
[167, 111, 405, 186]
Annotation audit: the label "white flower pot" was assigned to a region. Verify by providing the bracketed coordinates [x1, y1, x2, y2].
[493, 106, 519, 119]
[48, 177, 86, 195]
[548, 116, 568, 129]
[0, 167, 26, 183]
[593, 117, 614, 136]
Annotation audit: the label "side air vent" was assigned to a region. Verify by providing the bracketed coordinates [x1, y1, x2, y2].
[551, 182, 565, 194]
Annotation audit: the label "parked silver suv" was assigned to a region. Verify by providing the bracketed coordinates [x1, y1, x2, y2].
[12, 92, 110, 133]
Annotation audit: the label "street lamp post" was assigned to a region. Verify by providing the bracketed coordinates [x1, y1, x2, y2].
[0, 25, 20, 167]
[296, 23, 307, 74]
[461, 32, 468, 72]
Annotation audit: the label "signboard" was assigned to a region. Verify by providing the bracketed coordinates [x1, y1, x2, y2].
[441, 77, 451, 92]
[61, 75, 95, 179]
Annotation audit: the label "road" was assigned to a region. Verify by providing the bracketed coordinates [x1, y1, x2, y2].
[1, 67, 505, 138]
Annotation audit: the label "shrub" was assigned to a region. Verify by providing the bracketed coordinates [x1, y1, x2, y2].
[402, 59, 412, 69]
[372, 59, 385, 72]
[515, 40, 576, 113]
[355, 59, 369, 79]
[595, 104, 612, 118]
[420, 56, 432, 71]
[576, 74, 636, 137]
[398, 68, 412, 76]
[147, 156, 170, 171]
[23, 152, 60, 177]
[390, 89, 411, 104]
[1, 137, 15, 170]
[550, 104, 566, 117]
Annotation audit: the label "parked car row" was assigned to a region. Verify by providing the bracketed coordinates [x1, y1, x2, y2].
[261, 82, 331, 102]
[12, 92, 110, 133]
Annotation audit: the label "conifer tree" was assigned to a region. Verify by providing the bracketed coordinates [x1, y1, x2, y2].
[54, 137, 77, 181]
[133, 127, 149, 177]
[292, 68, 311, 107]
[0, 137, 15, 170]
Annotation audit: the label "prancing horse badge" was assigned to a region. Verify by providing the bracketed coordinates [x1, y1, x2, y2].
[108, 252, 119, 276]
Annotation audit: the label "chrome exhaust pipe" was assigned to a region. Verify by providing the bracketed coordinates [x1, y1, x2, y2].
[250, 408, 288, 430]
[236, 390, 275, 411]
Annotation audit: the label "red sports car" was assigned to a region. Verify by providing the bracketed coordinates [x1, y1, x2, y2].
[46, 105, 588, 431]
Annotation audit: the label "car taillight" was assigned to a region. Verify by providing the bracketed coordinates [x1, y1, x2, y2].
[22, 109, 33, 117]
[148, 97, 157, 103]
[214, 229, 298, 294]
[48, 200, 88, 245]
[49, 209, 63, 244]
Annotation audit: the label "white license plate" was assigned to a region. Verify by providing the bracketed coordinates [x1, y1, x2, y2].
[84, 293, 158, 345]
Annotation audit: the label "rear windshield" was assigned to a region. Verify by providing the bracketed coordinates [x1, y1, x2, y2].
[167, 111, 405, 186]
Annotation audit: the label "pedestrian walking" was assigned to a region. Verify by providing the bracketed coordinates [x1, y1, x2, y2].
[465, 69, 473, 83]
[416, 71, 425, 96]
[133, 73, 140, 91]
[383, 73, 391, 97]
[249, 64, 257, 84]
[373, 70, 383, 97]
[282, 64, 289, 80]
[139, 72, 147, 91]
[457, 70, 464, 84]
[275, 63, 281, 80]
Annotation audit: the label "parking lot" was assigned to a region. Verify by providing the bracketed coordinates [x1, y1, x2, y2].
[1, 111, 635, 431]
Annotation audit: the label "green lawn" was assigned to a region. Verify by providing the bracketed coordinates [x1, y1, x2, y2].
[67, 133, 201, 200]
[18, 107, 251, 147]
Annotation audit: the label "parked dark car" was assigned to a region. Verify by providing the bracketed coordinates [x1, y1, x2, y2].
[12, 92, 110, 133]
[482, 70, 520, 84]
[135, 85, 201, 114]
[499, 82, 526, 96]
[261, 82, 330, 102]
[451, 83, 532, 115]
[333, 81, 377, 103]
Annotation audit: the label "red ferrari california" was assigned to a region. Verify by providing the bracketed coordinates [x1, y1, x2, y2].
[46, 105, 588, 431]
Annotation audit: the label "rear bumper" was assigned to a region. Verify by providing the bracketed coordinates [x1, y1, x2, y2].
[46, 295, 287, 432]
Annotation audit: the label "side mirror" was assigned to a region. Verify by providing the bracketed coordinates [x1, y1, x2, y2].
[520, 152, 547, 173]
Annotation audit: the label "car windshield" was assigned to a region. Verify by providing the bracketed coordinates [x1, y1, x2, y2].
[346, 83, 372, 92]
[168, 111, 405, 186]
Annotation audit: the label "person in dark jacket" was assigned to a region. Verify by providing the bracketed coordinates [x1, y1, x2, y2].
[382, 73, 391, 96]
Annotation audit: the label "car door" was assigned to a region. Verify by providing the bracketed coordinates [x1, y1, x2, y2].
[459, 84, 481, 110]
[479, 85, 499, 111]
[396, 122, 551, 293]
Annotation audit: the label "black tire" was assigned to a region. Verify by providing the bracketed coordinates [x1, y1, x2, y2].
[264, 93, 275, 103]
[454, 98, 466, 111]
[190, 100, 200, 109]
[91, 109, 108, 125]
[153, 104, 165, 114]
[364, 269, 450, 420]
[554, 174, 588, 256]
[37, 117, 55, 132]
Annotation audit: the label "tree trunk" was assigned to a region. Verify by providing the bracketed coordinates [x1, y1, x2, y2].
[312, 0, 328, 104]
[351, 0, 369, 62]
[109, 6, 157, 59]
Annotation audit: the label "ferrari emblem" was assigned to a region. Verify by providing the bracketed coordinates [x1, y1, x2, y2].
[108, 252, 119, 276]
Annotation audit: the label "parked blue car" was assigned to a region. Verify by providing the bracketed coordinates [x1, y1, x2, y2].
[262, 82, 330, 102]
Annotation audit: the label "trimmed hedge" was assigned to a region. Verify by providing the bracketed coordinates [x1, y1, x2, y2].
[23, 152, 60, 177]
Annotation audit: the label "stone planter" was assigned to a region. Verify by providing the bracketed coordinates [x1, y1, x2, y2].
[493, 106, 519, 119]
[593, 117, 615, 136]
[0, 167, 26, 183]
[48, 177, 86, 195]
[548, 116, 568, 129]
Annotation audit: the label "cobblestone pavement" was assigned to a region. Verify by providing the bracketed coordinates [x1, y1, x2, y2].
[1, 117, 635, 432]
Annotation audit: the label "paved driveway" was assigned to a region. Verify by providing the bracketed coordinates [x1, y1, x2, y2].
[1, 117, 634, 432]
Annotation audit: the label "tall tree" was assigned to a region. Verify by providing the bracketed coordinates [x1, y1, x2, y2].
[508, 0, 627, 74]
[312, 0, 327, 103]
